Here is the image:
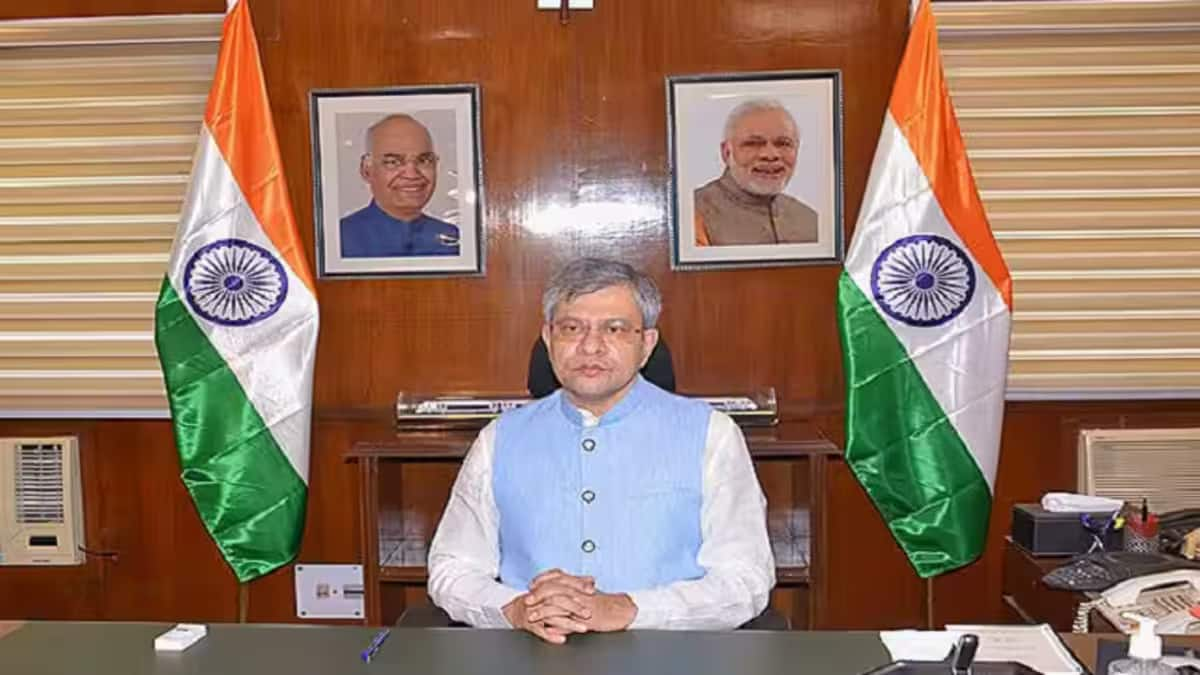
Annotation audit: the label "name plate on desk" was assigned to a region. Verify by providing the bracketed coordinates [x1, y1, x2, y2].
[395, 388, 778, 430]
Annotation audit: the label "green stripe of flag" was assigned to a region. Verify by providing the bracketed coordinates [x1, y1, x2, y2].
[837, 272, 991, 578]
[154, 280, 307, 583]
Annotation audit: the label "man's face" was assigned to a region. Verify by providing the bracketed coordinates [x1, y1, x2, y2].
[360, 118, 437, 221]
[541, 284, 659, 416]
[721, 108, 799, 196]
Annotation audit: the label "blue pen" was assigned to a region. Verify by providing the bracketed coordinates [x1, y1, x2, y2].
[360, 628, 390, 663]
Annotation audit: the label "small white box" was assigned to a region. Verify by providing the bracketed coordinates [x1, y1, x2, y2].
[154, 624, 208, 652]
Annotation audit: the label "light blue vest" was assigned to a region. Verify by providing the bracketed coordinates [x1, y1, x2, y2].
[493, 376, 710, 593]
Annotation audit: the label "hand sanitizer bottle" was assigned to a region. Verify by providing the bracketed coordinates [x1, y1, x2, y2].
[1108, 615, 1176, 674]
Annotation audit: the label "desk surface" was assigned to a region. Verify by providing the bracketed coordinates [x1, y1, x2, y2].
[0, 622, 892, 675]
[4, 621, 1195, 674]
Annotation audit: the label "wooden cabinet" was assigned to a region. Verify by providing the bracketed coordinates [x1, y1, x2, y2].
[346, 423, 840, 628]
[1001, 537, 1116, 633]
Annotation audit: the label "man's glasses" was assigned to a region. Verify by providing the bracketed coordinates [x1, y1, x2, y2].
[371, 152, 438, 171]
[551, 318, 645, 344]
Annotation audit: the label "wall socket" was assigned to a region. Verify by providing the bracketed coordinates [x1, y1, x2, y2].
[537, 0, 594, 8]
[294, 564, 364, 620]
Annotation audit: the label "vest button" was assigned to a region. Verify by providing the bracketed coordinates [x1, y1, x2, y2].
[581, 539, 596, 553]
[581, 490, 596, 504]
[582, 439, 596, 452]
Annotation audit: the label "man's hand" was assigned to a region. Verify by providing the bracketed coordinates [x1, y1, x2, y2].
[526, 569, 637, 634]
[501, 569, 594, 644]
[520, 569, 594, 641]
[502, 592, 586, 645]
[579, 591, 638, 632]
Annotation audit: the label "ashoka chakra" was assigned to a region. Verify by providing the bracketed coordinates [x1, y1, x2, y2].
[869, 234, 976, 328]
[183, 238, 288, 327]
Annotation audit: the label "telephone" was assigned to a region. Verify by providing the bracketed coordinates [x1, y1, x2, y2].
[1095, 569, 1200, 635]
[1043, 551, 1200, 592]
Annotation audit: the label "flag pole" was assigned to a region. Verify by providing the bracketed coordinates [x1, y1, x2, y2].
[238, 583, 249, 623]
[925, 577, 935, 629]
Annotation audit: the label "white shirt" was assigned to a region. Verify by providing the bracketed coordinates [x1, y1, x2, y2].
[427, 406, 776, 630]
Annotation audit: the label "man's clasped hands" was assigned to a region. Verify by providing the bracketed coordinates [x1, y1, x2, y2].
[502, 568, 637, 644]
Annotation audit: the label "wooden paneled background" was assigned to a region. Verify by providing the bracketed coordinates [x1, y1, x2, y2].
[2, 0, 1197, 628]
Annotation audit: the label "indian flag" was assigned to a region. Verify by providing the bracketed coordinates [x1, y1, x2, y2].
[836, 0, 1012, 578]
[154, 0, 319, 583]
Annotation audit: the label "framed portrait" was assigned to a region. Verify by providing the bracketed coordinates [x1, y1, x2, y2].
[310, 84, 484, 278]
[666, 70, 844, 270]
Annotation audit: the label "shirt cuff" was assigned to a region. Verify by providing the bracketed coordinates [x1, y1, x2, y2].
[478, 585, 523, 628]
[625, 589, 667, 630]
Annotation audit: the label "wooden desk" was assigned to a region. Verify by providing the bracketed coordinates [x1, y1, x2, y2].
[3, 621, 1195, 674]
[1002, 537, 1116, 633]
[0, 622, 891, 675]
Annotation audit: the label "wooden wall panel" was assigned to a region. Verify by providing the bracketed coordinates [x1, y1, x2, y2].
[243, 419, 366, 623]
[823, 459, 925, 629]
[0, 420, 235, 621]
[0, 418, 365, 623]
[92, 420, 235, 622]
[284, 2, 579, 408]
[259, 0, 909, 412]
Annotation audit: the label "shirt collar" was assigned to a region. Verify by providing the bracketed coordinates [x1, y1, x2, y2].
[367, 200, 428, 226]
[716, 169, 778, 211]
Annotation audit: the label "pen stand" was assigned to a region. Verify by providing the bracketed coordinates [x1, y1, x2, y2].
[860, 635, 1042, 675]
[1124, 519, 1160, 555]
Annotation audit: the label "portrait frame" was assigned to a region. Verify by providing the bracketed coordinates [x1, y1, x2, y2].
[310, 84, 484, 278]
[666, 70, 844, 271]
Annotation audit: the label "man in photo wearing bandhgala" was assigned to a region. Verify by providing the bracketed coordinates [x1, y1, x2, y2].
[339, 114, 460, 258]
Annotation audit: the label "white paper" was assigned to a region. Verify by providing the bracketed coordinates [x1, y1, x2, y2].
[154, 623, 208, 652]
[945, 624, 1084, 675]
[879, 630, 963, 662]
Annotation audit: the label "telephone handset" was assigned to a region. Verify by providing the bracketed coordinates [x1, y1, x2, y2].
[1096, 569, 1200, 635]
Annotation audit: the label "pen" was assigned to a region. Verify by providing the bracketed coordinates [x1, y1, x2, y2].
[360, 628, 390, 663]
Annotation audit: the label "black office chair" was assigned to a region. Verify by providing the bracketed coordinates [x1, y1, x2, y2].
[398, 604, 790, 630]
[526, 336, 676, 397]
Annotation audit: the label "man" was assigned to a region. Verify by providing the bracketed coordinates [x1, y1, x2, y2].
[694, 98, 819, 246]
[428, 257, 774, 643]
[339, 114, 460, 258]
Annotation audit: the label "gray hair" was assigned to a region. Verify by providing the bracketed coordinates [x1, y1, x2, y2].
[364, 113, 430, 150]
[723, 98, 797, 142]
[542, 258, 662, 328]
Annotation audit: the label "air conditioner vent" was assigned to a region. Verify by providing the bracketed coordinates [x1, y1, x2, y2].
[1078, 428, 1200, 513]
[15, 442, 65, 525]
[0, 436, 84, 565]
